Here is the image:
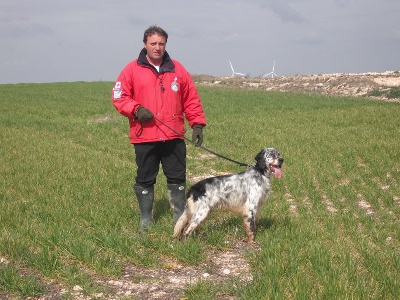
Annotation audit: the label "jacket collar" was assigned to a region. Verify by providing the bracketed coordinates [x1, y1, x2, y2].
[137, 48, 175, 74]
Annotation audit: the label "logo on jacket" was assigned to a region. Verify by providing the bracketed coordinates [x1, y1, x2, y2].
[171, 77, 179, 92]
[113, 82, 122, 99]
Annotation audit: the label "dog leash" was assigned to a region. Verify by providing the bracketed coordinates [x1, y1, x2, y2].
[153, 116, 253, 168]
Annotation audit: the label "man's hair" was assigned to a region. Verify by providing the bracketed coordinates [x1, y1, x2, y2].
[143, 25, 168, 43]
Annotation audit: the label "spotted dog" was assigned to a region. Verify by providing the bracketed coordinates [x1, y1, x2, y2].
[173, 147, 284, 243]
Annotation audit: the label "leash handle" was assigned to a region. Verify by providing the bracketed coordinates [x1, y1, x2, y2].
[153, 116, 252, 168]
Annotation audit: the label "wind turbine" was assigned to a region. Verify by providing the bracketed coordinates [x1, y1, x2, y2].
[229, 60, 246, 78]
[263, 61, 277, 78]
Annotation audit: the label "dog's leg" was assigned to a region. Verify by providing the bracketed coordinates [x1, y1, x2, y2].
[183, 203, 211, 237]
[243, 209, 256, 243]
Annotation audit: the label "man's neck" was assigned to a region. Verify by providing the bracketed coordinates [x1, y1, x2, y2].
[146, 55, 161, 67]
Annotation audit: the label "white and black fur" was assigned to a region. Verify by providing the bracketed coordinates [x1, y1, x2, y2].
[173, 147, 284, 243]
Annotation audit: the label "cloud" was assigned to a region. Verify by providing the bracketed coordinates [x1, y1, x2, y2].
[206, 32, 244, 44]
[292, 32, 325, 45]
[126, 15, 149, 27]
[0, 14, 53, 38]
[261, 2, 306, 23]
[384, 29, 400, 42]
[334, 0, 353, 7]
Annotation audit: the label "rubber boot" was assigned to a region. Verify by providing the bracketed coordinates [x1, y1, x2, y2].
[168, 183, 186, 223]
[133, 185, 154, 233]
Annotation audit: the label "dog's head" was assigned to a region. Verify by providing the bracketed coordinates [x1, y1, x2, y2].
[254, 147, 284, 178]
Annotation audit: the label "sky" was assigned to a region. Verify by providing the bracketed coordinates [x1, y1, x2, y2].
[1, 0, 399, 84]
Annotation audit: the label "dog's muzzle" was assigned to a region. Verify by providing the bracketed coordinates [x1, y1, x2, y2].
[269, 158, 284, 178]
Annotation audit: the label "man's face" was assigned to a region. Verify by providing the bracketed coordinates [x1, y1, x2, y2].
[144, 34, 166, 65]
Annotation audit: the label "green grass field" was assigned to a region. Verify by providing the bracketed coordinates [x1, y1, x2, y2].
[1, 82, 399, 299]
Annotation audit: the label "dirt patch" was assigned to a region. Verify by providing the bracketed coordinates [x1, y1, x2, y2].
[30, 242, 255, 300]
[99, 243, 254, 300]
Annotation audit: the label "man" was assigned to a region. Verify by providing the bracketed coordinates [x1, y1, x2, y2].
[111, 25, 206, 232]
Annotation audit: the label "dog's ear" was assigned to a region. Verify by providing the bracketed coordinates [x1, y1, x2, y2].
[254, 149, 266, 170]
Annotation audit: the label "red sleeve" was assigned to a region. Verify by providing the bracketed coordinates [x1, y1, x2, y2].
[179, 64, 207, 127]
[111, 62, 141, 118]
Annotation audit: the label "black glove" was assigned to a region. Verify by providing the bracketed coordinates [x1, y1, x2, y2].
[135, 106, 154, 122]
[192, 125, 204, 146]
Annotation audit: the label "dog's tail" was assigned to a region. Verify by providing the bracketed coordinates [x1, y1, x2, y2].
[173, 208, 189, 237]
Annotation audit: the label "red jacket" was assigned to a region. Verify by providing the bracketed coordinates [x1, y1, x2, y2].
[112, 49, 206, 144]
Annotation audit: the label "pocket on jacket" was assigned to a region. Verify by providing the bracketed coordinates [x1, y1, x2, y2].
[168, 114, 185, 136]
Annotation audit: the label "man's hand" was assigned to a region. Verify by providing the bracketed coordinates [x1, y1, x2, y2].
[192, 125, 204, 146]
[135, 106, 154, 122]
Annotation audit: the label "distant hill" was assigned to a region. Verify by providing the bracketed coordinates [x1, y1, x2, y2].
[192, 71, 400, 101]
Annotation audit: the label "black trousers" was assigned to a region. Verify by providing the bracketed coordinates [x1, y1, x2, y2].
[133, 139, 186, 188]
